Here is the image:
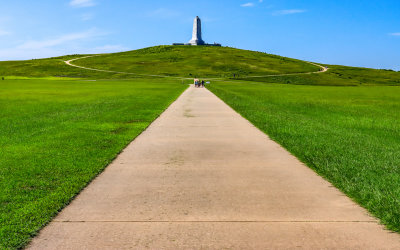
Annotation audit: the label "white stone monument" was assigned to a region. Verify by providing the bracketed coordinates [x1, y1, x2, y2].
[188, 16, 205, 45]
[172, 16, 221, 46]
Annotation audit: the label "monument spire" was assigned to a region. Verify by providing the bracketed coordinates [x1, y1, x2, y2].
[172, 16, 220, 46]
[189, 16, 205, 45]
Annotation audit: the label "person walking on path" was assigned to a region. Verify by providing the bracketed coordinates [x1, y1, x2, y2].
[194, 78, 199, 88]
[201, 80, 205, 88]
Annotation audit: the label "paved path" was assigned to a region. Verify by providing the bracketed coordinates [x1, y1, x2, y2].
[29, 86, 400, 249]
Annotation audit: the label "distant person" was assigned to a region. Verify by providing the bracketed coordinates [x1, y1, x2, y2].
[201, 80, 205, 88]
[194, 78, 199, 87]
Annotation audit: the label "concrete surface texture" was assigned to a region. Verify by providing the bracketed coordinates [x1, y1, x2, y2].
[28, 85, 400, 249]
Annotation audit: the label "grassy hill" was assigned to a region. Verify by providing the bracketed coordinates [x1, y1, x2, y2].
[1, 45, 399, 86]
[0, 46, 321, 79]
[0, 55, 112, 79]
[73, 45, 320, 78]
[241, 65, 400, 86]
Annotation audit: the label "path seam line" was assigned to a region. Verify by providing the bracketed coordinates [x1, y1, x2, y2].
[53, 220, 376, 223]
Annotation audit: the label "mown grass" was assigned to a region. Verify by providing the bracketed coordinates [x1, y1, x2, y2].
[0, 56, 93, 79]
[0, 46, 321, 80]
[239, 65, 400, 86]
[0, 56, 147, 80]
[69, 45, 320, 78]
[0, 78, 187, 249]
[208, 81, 400, 232]
[1, 46, 399, 87]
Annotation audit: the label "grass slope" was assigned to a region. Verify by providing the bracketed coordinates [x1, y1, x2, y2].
[208, 81, 400, 232]
[77, 46, 319, 78]
[1, 46, 399, 86]
[75, 46, 320, 78]
[0, 78, 187, 249]
[240, 66, 400, 86]
[0, 55, 132, 79]
[0, 46, 320, 79]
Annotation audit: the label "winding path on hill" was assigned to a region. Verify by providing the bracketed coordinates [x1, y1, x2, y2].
[64, 55, 328, 80]
[64, 55, 181, 79]
[29, 85, 400, 249]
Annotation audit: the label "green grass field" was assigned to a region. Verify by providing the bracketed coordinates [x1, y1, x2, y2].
[0, 78, 187, 249]
[0, 45, 400, 248]
[207, 81, 400, 232]
[74, 46, 321, 78]
[0, 46, 320, 79]
[1, 45, 399, 86]
[238, 65, 400, 86]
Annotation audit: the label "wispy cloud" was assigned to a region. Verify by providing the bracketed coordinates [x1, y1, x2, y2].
[0, 44, 128, 61]
[69, 0, 96, 8]
[147, 8, 180, 18]
[389, 33, 400, 36]
[0, 47, 62, 60]
[0, 29, 10, 36]
[273, 9, 307, 16]
[81, 13, 94, 21]
[17, 29, 106, 50]
[241, 2, 255, 7]
[0, 29, 121, 60]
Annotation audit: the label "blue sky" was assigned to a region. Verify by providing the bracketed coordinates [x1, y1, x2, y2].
[0, 0, 399, 70]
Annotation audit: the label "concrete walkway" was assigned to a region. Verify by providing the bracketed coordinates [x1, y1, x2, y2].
[29, 86, 400, 249]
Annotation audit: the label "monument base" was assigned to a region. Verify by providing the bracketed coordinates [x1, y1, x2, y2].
[172, 43, 221, 47]
[189, 39, 205, 46]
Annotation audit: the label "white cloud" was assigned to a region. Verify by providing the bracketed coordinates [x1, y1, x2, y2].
[0, 47, 63, 60]
[241, 2, 255, 7]
[81, 13, 94, 21]
[0, 28, 120, 60]
[0, 44, 129, 61]
[17, 29, 106, 50]
[0, 29, 10, 36]
[69, 0, 96, 8]
[389, 33, 400, 36]
[273, 9, 307, 15]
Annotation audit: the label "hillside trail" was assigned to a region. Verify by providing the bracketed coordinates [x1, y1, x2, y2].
[28, 85, 400, 249]
[64, 55, 328, 80]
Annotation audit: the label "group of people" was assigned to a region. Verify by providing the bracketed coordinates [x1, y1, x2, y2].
[194, 78, 205, 88]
